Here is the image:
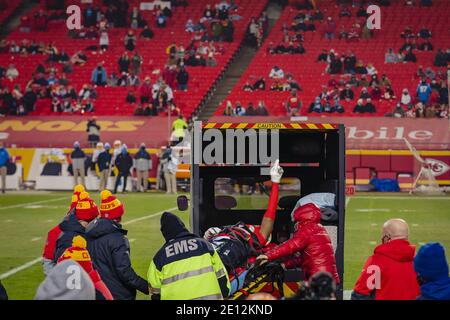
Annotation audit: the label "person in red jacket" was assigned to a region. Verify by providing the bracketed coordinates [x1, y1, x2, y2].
[57, 235, 113, 300]
[42, 184, 85, 275]
[351, 218, 420, 300]
[256, 202, 340, 284]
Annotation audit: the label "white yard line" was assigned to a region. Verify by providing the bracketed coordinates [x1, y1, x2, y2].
[0, 197, 67, 211]
[122, 207, 178, 226]
[0, 257, 43, 280]
[345, 197, 351, 208]
[30, 237, 42, 242]
[0, 206, 179, 280]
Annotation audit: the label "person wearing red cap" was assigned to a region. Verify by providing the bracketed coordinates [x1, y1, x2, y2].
[42, 184, 85, 275]
[53, 191, 99, 265]
[58, 235, 113, 300]
[86, 190, 149, 300]
[256, 202, 340, 284]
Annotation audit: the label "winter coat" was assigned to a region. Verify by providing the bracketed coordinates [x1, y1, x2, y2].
[266, 203, 339, 283]
[352, 239, 420, 300]
[97, 151, 112, 171]
[134, 148, 151, 171]
[53, 211, 85, 263]
[115, 153, 133, 174]
[86, 218, 149, 300]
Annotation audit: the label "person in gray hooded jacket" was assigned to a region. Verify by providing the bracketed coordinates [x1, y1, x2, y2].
[35, 260, 95, 300]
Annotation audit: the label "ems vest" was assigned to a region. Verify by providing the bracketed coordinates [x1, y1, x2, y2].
[148, 233, 229, 300]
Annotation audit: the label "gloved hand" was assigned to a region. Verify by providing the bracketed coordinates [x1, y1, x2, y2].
[203, 227, 222, 240]
[270, 159, 284, 183]
[255, 255, 269, 266]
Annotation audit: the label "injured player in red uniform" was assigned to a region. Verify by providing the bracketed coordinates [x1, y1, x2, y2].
[203, 160, 284, 294]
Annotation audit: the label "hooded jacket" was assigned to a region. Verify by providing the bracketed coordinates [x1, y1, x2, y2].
[86, 218, 149, 300]
[266, 203, 339, 283]
[352, 239, 420, 300]
[53, 211, 85, 263]
[414, 242, 450, 300]
[148, 212, 230, 300]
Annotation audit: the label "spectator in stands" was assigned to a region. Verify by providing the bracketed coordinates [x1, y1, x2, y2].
[5, 64, 19, 80]
[243, 82, 253, 92]
[438, 82, 449, 106]
[118, 52, 130, 73]
[433, 49, 447, 67]
[177, 67, 189, 91]
[255, 101, 269, 116]
[404, 49, 417, 63]
[364, 98, 376, 113]
[140, 77, 152, 104]
[383, 85, 396, 101]
[400, 88, 413, 108]
[185, 19, 195, 33]
[156, 10, 167, 28]
[340, 84, 354, 101]
[87, 118, 100, 147]
[286, 90, 302, 116]
[416, 79, 432, 104]
[269, 66, 284, 79]
[323, 17, 337, 40]
[71, 51, 87, 66]
[91, 64, 107, 86]
[420, 0, 433, 7]
[360, 87, 371, 100]
[353, 99, 364, 113]
[343, 52, 357, 74]
[425, 67, 435, 80]
[253, 77, 266, 90]
[34, 9, 48, 31]
[23, 87, 37, 113]
[124, 31, 137, 51]
[385, 48, 398, 63]
[418, 39, 433, 51]
[203, 4, 216, 20]
[351, 218, 420, 300]
[140, 25, 154, 40]
[235, 102, 246, 116]
[418, 26, 432, 39]
[309, 97, 323, 114]
[317, 49, 328, 62]
[223, 101, 235, 116]
[392, 103, 406, 118]
[366, 63, 377, 76]
[99, 31, 109, 52]
[246, 102, 256, 116]
[126, 91, 137, 104]
[131, 52, 143, 75]
[414, 242, 450, 300]
[328, 55, 343, 74]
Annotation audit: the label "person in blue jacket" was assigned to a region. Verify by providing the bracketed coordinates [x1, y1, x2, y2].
[91, 63, 107, 86]
[416, 80, 432, 104]
[414, 242, 450, 300]
[0, 141, 10, 193]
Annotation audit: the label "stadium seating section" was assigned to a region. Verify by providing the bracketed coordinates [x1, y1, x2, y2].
[215, 0, 450, 117]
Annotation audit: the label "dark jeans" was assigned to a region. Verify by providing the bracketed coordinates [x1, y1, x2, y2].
[114, 172, 129, 193]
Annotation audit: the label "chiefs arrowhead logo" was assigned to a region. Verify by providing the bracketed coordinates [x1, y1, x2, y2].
[425, 158, 450, 177]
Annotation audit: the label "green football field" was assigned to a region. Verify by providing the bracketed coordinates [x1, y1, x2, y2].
[0, 192, 449, 300]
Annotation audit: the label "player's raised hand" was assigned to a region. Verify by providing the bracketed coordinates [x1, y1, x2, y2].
[270, 159, 283, 183]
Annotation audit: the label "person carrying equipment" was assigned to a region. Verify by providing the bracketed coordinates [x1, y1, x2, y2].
[148, 212, 230, 300]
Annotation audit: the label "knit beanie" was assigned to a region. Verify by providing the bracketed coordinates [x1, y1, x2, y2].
[69, 184, 85, 210]
[75, 192, 99, 222]
[100, 190, 124, 220]
[414, 242, 449, 281]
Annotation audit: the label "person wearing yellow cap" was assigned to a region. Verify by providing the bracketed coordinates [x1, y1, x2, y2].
[57, 235, 113, 300]
[53, 192, 99, 266]
[85, 190, 149, 300]
[42, 184, 86, 275]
